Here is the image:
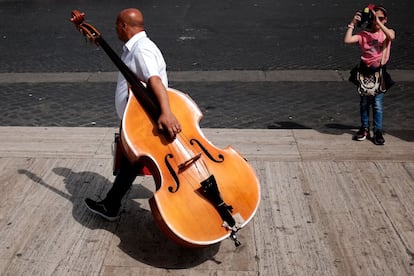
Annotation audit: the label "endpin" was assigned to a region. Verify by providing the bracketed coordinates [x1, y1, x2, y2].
[230, 231, 241, 247]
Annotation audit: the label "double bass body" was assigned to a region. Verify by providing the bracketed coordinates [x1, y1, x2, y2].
[121, 88, 261, 247]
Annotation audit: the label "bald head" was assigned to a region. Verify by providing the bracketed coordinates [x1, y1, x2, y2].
[116, 8, 145, 42]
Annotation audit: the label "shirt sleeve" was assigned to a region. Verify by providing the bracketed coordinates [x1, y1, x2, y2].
[134, 46, 161, 82]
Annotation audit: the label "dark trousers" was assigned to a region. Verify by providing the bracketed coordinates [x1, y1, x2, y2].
[104, 152, 141, 209]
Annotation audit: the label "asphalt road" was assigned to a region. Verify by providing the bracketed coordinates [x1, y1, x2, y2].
[1, 0, 413, 72]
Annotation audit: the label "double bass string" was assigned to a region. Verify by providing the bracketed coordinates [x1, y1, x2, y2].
[168, 132, 210, 186]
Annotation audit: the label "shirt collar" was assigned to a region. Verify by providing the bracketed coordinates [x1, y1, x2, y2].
[123, 31, 147, 52]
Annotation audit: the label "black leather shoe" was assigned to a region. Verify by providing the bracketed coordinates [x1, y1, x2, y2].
[84, 198, 120, 221]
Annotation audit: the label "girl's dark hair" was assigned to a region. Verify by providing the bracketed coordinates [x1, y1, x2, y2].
[374, 5, 388, 17]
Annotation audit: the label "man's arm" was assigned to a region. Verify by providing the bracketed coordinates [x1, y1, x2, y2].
[148, 76, 182, 139]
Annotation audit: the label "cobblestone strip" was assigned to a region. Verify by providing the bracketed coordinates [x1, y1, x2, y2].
[1, 70, 413, 84]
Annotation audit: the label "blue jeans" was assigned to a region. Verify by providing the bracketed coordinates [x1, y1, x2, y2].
[360, 93, 384, 132]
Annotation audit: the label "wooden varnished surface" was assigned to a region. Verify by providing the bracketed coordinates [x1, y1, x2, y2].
[0, 127, 413, 275]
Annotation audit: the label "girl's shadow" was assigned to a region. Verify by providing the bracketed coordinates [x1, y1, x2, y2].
[18, 167, 220, 268]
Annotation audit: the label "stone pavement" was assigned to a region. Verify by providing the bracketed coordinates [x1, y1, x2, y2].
[0, 126, 414, 276]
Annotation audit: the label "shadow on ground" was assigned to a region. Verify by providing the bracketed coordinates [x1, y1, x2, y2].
[18, 168, 220, 269]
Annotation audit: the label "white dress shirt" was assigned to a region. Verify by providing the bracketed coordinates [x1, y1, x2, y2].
[115, 31, 168, 119]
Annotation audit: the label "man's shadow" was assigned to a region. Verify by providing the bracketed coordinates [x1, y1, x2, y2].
[268, 121, 357, 136]
[18, 167, 220, 268]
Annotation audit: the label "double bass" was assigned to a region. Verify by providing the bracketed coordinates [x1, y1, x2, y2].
[70, 10, 260, 247]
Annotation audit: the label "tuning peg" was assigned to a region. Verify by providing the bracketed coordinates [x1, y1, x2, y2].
[70, 10, 85, 25]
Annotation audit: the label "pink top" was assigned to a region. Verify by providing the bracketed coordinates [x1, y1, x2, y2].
[358, 30, 391, 67]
